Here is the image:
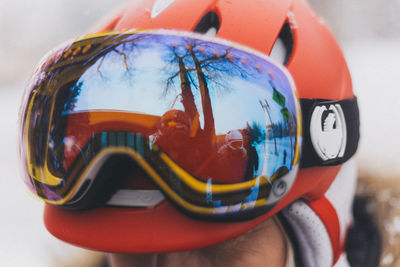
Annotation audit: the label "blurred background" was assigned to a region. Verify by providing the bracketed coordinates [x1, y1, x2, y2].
[0, 0, 399, 266]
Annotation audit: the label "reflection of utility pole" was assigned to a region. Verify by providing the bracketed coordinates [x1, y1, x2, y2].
[287, 120, 292, 163]
[290, 117, 296, 164]
[260, 100, 278, 155]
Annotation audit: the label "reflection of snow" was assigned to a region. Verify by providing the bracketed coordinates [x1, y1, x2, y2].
[344, 39, 400, 179]
[252, 135, 298, 205]
[255, 136, 296, 178]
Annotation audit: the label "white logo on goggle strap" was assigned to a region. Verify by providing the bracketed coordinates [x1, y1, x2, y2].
[151, 0, 176, 18]
[310, 104, 347, 161]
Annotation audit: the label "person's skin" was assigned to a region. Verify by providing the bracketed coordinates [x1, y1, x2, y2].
[108, 217, 287, 267]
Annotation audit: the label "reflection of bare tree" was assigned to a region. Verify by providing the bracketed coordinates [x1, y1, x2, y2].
[57, 34, 144, 112]
[187, 43, 217, 141]
[166, 45, 199, 124]
[39, 34, 145, 172]
[163, 39, 253, 146]
[157, 38, 265, 181]
[38, 33, 274, 181]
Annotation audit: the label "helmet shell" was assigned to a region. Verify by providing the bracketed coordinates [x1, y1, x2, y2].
[44, 0, 353, 253]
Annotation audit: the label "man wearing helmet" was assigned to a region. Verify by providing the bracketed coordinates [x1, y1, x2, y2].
[18, 0, 377, 266]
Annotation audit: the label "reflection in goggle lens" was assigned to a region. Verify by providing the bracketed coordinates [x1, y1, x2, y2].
[20, 31, 301, 219]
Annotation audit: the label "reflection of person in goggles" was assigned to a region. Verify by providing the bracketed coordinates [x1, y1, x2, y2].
[19, 30, 358, 220]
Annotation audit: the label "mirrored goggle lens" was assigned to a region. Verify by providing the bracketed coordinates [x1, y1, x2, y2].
[20, 30, 301, 219]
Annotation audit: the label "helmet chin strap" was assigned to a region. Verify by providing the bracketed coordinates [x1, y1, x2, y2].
[300, 97, 360, 168]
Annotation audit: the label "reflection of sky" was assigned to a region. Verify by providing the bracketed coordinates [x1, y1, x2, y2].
[212, 76, 283, 135]
[73, 33, 297, 137]
[74, 48, 184, 115]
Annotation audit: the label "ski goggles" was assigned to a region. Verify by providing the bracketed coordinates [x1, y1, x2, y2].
[19, 30, 301, 220]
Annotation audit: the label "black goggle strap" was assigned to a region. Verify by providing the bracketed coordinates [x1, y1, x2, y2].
[299, 97, 360, 168]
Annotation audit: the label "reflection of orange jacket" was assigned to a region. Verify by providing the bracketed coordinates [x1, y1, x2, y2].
[202, 144, 248, 183]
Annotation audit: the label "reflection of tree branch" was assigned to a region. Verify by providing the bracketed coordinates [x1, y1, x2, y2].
[165, 67, 197, 93]
[187, 72, 199, 91]
[165, 71, 180, 96]
[112, 48, 129, 70]
[164, 46, 196, 96]
[97, 47, 132, 80]
[203, 64, 231, 74]
[198, 47, 233, 64]
[170, 93, 182, 109]
[96, 56, 106, 78]
[205, 74, 230, 93]
[163, 43, 200, 122]
[51, 34, 146, 114]
[188, 44, 216, 142]
[49, 34, 145, 97]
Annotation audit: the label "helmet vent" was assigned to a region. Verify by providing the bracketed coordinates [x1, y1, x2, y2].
[194, 11, 220, 37]
[270, 22, 294, 66]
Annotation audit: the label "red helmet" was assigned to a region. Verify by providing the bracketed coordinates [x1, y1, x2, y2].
[20, 0, 358, 257]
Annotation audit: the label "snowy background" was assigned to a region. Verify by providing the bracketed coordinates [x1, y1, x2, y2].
[0, 0, 399, 266]
[310, 0, 400, 179]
